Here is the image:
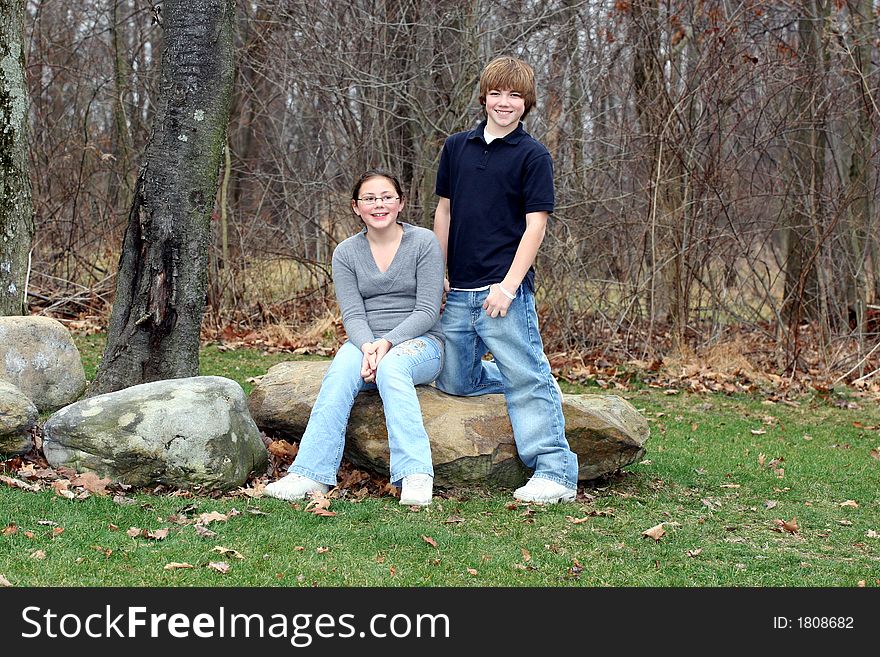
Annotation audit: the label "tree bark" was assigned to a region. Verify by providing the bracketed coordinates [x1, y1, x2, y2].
[781, 0, 827, 328]
[90, 0, 236, 395]
[0, 0, 35, 316]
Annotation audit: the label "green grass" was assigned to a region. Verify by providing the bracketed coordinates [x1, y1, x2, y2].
[1, 338, 878, 586]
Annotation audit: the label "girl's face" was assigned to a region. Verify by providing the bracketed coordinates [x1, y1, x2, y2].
[352, 176, 404, 231]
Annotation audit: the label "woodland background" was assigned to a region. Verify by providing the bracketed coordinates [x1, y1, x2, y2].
[11, 0, 880, 387]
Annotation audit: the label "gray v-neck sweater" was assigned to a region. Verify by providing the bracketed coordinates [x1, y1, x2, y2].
[331, 223, 444, 349]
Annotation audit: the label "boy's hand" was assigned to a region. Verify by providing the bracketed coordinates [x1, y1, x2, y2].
[483, 284, 513, 318]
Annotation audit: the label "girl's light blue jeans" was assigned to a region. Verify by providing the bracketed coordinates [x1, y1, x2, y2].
[289, 337, 441, 486]
[435, 286, 579, 489]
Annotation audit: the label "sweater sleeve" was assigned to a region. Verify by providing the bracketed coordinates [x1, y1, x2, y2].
[382, 232, 445, 346]
[332, 245, 374, 350]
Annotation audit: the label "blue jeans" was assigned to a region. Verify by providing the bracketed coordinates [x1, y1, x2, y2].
[436, 287, 578, 488]
[290, 337, 441, 486]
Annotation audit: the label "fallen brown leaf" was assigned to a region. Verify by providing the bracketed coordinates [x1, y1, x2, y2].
[840, 500, 859, 508]
[866, 530, 879, 539]
[421, 535, 438, 548]
[207, 562, 230, 574]
[0, 475, 39, 491]
[642, 523, 666, 541]
[71, 472, 112, 496]
[686, 548, 702, 557]
[30, 549, 46, 560]
[870, 449, 879, 461]
[146, 528, 169, 540]
[51, 527, 64, 537]
[0, 574, 11, 587]
[466, 567, 478, 576]
[857, 580, 866, 587]
[197, 511, 231, 525]
[2, 523, 17, 536]
[268, 440, 299, 459]
[521, 548, 532, 562]
[163, 562, 194, 570]
[126, 527, 144, 538]
[444, 516, 465, 524]
[773, 517, 799, 533]
[316, 547, 329, 554]
[389, 566, 396, 577]
[212, 546, 245, 560]
[565, 515, 590, 524]
[194, 524, 218, 538]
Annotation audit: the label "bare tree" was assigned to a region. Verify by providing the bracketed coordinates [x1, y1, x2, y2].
[90, 0, 236, 394]
[0, 0, 35, 315]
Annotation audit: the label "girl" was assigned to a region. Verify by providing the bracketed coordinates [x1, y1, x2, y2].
[265, 170, 444, 506]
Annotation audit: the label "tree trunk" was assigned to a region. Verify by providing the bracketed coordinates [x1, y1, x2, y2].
[843, 0, 874, 368]
[90, 0, 236, 395]
[781, 0, 827, 329]
[0, 0, 35, 316]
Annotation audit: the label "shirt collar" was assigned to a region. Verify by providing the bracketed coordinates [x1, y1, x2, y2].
[466, 119, 527, 145]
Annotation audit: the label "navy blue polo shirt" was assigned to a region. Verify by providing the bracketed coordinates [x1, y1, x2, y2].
[435, 120, 554, 293]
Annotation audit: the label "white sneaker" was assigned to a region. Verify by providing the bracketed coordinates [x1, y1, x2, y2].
[399, 474, 433, 506]
[513, 477, 577, 504]
[264, 473, 329, 501]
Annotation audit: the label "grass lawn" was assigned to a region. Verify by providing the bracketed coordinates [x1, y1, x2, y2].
[1, 337, 878, 587]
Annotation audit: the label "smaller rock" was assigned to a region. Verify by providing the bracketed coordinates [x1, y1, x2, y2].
[43, 376, 268, 491]
[0, 316, 87, 413]
[0, 380, 38, 456]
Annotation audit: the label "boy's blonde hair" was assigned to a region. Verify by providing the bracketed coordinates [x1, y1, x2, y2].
[479, 56, 537, 119]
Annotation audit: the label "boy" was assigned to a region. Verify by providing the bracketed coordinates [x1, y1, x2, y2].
[433, 55, 578, 503]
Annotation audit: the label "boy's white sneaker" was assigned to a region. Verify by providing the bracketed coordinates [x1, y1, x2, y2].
[513, 477, 576, 504]
[399, 474, 433, 506]
[264, 473, 329, 501]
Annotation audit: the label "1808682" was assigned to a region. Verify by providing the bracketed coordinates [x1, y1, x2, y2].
[797, 617, 853, 629]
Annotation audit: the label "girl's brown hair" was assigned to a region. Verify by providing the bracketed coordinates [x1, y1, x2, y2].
[350, 169, 405, 202]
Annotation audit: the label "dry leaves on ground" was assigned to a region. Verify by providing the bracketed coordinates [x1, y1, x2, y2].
[163, 562, 194, 570]
[773, 517, 799, 533]
[207, 562, 230, 574]
[212, 546, 245, 560]
[421, 536, 438, 548]
[304, 494, 337, 517]
[0, 574, 11, 587]
[642, 523, 666, 541]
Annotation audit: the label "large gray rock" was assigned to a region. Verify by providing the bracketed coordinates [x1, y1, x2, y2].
[0, 316, 87, 413]
[0, 380, 38, 456]
[43, 376, 268, 491]
[248, 361, 649, 487]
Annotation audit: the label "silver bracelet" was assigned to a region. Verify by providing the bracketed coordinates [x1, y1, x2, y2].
[498, 283, 517, 300]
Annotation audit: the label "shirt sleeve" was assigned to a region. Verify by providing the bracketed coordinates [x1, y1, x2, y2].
[434, 138, 452, 199]
[332, 246, 375, 350]
[381, 233, 444, 346]
[523, 150, 554, 214]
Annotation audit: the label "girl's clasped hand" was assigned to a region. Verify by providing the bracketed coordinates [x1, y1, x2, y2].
[359, 339, 391, 382]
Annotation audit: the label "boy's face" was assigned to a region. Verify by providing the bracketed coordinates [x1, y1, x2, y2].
[484, 89, 525, 137]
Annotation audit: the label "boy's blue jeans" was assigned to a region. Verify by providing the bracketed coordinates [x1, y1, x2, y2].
[289, 338, 441, 486]
[436, 287, 579, 489]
